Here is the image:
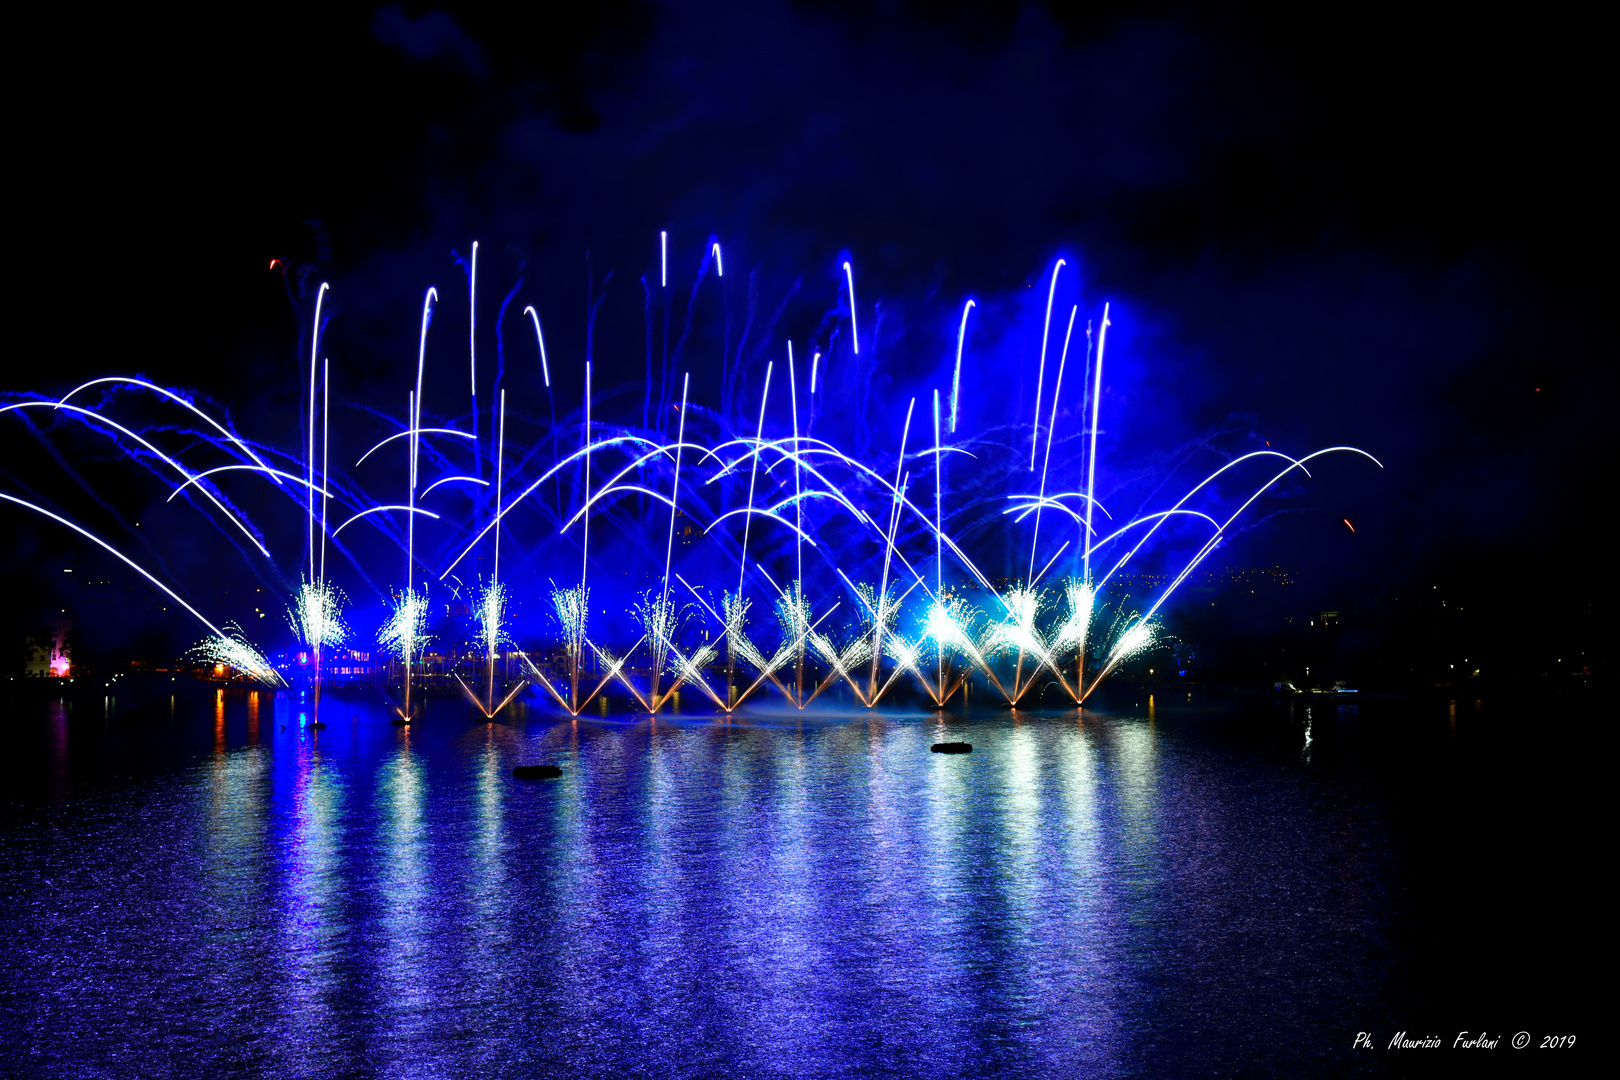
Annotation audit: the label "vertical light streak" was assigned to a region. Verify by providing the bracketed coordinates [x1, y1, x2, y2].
[525, 302, 559, 516]
[871, 399, 914, 696]
[490, 388, 506, 710]
[319, 358, 330, 588]
[950, 299, 974, 433]
[933, 390, 944, 700]
[1079, 302, 1110, 700]
[789, 343, 802, 586]
[661, 231, 667, 287]
[661, 373, 690, 596]
[403, 287, 434, 720]
[570, 361, 594, 709]
[403, 390, 416, 719]
[1028, 305, 1078, 588]
[414, 288, 436, 490]
[582, 361, 592, 590]
[810, 351, 821, 394]
[737, 362, 773, 597]
[1082, 302, 1110, 587]
[659, 373, 691, 690]
[932, 391, 943, 600]
[843, 260, 859, 354]
[308, 282, 329, 585]
[493, 389, 505, 584]
[1031, 259, 1065, 470]
[410, 288, 436, 500]
[523, 305, 550, 387]
[712, 241, 723, 277]
[315, 356, 331, 718]
[469, 243, 480, 486]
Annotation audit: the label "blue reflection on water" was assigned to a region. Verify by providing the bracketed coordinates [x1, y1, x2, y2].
[283, 736, 344, 1073]
[2, 691, 1408, 1077]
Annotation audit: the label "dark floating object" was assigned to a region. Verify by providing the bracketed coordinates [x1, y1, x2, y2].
[310, 721, 327, 730]
[390, 718, 410, 727]
[931, 741, 973, 754]
[513, 764, 562, 780]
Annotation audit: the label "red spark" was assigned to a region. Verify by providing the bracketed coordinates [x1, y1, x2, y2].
[1343, 518, 1355, 533]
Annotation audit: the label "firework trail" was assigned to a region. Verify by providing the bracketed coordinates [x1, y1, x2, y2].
[1, 231, 1383, 717]
[190, 622, 283, 686]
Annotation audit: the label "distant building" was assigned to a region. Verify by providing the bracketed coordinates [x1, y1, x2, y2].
[24, 618, 71, 677]
[268, 646, 382, 683]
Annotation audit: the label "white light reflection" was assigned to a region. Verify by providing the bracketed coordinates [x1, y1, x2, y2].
[469, 726, 511, 983]
[377, 739, 431, 1046]
[279, 730, 343, 1072]
[1112, 718, 1160, 890]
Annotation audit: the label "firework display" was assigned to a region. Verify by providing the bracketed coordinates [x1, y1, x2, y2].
[1, 242, 1379, 717]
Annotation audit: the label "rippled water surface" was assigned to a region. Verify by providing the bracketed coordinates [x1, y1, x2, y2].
[1, 686, 1587, 1077]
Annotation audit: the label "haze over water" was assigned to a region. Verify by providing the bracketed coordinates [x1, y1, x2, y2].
[1, 687, 1577, 1077]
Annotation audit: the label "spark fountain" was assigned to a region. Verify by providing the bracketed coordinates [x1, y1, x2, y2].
[2, 236, 1380, 718]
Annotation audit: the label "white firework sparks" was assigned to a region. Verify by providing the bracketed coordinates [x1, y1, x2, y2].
[985, 586, 1046, 657]
[633, 590, 684, 656]
[550, 583, 589, 657]
[378, 585, 430, 662]
[774, 580, 811, 658]
[286, 577, 349, 652]
[1052, 578, 1095, 655]
[191, 622, 283, 686]
[476, 578, 511, 655]
[1108, 618, 1158, 664]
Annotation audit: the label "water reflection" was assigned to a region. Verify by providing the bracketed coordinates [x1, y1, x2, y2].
[643, 716, 684, 974]
[1113, 717, 1160, 861]
[746, 720, 817, 1065]
[200, 695, 271, 1070]
[47, 697, 68, 802]
[464, 724, 511, 1041]
[1050, 711, 1119, 1068]
[2, 695, 1416, 1079]
[376, 734, 429, 1063]
[1001, 712, 1042, 871]
[279, 734, 346, 1074]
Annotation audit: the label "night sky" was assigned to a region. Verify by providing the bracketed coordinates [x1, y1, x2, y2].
[5, 1, 1604, 685]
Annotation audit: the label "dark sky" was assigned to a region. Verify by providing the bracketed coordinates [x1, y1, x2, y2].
[5, 1, 1606, 669]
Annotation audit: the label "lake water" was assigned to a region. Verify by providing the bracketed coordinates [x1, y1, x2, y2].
[0, 685, 1588, 1077]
